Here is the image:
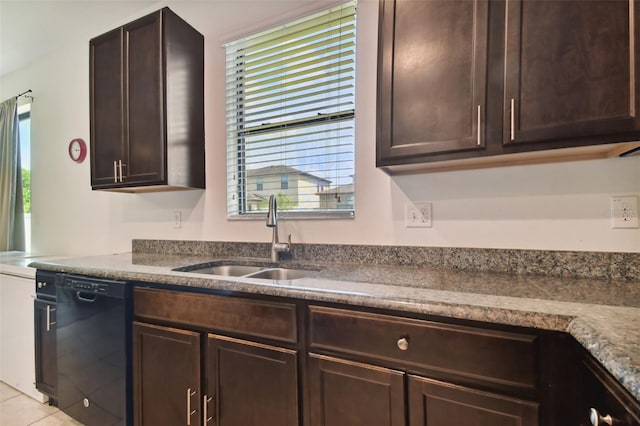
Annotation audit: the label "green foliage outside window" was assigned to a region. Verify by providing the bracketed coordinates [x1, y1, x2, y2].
[22, 168, 30, 213]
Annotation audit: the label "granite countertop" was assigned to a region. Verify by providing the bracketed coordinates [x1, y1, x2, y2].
[29, 251, 640, 402]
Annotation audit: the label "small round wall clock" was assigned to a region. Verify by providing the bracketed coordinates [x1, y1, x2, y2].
[68, 138, 87, 163]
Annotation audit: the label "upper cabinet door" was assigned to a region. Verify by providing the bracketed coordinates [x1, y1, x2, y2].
[504, 0, 640, 147]
[123, 12, 165, 186]
[90, 7, 204, 191]
[377, 0, 489, 165]
[90, 28, 125, 187]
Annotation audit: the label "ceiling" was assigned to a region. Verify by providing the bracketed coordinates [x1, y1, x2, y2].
[0, 1, 161, 77]
[0, 0, 340, 78]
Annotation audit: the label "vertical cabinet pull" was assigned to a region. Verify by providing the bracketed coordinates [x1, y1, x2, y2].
[203, 395, 213, 424]
[510, 98, 516, 141]
[118, 160, 124, 182]
[113, 160, 125, 183]
[186, 388, 197, 426]
[477, 105, 482, 146]
[45, 305, 56, 332]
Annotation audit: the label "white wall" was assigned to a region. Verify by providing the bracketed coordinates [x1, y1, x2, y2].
[1, 0, 638, 256]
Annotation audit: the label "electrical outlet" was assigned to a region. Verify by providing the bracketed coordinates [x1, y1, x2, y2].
[173, 211, 182, 229]
[405, 202, 432, 228]
[610, 196, 639, 229]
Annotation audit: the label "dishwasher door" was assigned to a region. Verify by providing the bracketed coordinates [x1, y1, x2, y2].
[56, 276, 131, 426]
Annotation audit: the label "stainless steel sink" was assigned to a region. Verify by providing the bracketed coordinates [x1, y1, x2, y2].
[185, 264, 263, 277]
[174, 261, 321, 281]
[243, 268, 309, 280]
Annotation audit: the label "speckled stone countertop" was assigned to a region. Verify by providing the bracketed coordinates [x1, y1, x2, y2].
[30, 251, 640, 402]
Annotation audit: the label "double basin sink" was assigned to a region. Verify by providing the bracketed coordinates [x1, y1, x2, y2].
[173, 260, 322, 281]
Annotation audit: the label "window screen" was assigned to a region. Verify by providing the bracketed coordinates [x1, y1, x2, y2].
[225, 1, 356, 217]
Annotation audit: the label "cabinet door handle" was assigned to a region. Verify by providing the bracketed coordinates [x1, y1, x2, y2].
[186, 388, 197, 426]
[397, 337, 409, 351]
[510, 98, 516, 141]
[118, 160, 124, 183]
[477, 105, 482, 146]
[590, 408, 613, 425]
[113, 161, 118, 183]
[203, 395, 213, 423]
[46, 305, 56, 332]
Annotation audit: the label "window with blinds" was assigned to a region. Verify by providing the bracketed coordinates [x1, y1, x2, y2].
[225, 1, 356, 218]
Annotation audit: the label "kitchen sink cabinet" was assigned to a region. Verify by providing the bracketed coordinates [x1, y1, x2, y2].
[206, 334, 298, 426]
[133, 288, 299, 426]
[90, 7, 204, 191]
[377, 0, 640, 173]
[308, 354, 405, 426]
[125, 284, 640, 426]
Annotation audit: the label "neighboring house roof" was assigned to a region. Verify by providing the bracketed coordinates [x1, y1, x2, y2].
[317, 183, 354, 196]
[246, 165, 331, 184]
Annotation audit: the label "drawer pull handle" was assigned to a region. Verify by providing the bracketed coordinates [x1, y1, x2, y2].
[397, 337, 409, 351]
[590, 408, 613, 425]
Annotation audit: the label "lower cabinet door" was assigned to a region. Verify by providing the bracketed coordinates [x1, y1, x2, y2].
[408, 375, 539, 426]
[34, 299, 57, 398]
[206, 334, 298, 426]
[133, 322, 201, 426]
[308, 353, 406, 426]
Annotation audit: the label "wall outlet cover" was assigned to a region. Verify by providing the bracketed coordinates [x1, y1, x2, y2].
[610, 195, 639, 229]
[405, 202, 432, 228]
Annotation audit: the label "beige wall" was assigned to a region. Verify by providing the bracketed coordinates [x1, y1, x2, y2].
[1, 0, 638, 256]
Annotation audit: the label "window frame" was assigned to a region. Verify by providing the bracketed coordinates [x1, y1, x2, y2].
[225, 1, 357, 220]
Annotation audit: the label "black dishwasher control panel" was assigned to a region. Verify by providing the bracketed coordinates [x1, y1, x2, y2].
[63, 275, 127, 298]
[67, 280, 108, 293]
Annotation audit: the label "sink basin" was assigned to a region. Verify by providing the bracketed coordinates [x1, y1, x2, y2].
[174, 261, 321, 281]
[185, 265, 263, 277]
[244, 268, 309, 280]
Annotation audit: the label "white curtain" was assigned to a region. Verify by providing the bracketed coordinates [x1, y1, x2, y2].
[0, 97, 25, 251]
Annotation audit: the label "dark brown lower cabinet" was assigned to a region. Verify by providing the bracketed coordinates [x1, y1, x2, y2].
[133, 321, 299, 426]
[34, 299, 57, 398]
[308, 354, 405, 426]
[133, 322, 201, 426]
[308, 352, 538, 426]
[408, 375, 539, 426]
[207, 334, 298, 426]
[579, 354, 640, 426]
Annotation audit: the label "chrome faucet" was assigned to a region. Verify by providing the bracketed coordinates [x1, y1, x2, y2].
[266, 194, 291, 262]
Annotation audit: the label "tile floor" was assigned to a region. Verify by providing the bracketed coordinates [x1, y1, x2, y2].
[0, 382, 83, 425]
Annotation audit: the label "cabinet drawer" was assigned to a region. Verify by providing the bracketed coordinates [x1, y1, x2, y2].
[309, 306, 538, 391]
[134, 288, 297, 343]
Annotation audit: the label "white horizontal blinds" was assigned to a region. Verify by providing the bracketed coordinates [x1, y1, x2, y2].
[226, 1, 356, 217]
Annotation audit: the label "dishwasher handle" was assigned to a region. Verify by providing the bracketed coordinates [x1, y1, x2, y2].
[76, 292, 98, 303]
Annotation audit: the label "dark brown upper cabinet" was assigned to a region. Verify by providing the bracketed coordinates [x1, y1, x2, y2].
[377, 0, 490, 164]
[90, 7, 204, 191]
[504, 0, 640, 149]
[377, 0, 640, 174]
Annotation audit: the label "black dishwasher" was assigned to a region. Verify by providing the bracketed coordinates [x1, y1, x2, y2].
[56, 275, 132, 426]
